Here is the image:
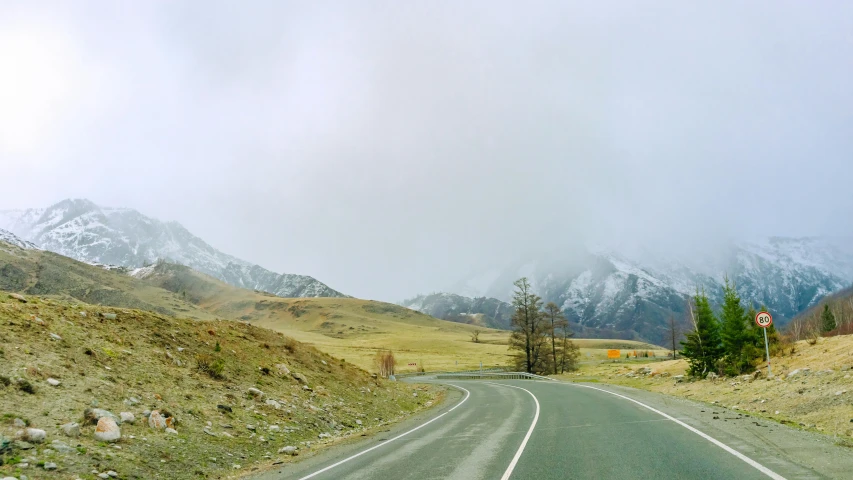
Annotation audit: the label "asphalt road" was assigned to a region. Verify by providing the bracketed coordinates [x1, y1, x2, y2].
[258, 377, 841, 480]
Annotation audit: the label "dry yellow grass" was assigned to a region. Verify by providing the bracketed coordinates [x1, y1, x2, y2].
[571, 335, 853, 440]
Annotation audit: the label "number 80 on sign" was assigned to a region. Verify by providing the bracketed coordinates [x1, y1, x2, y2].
[755, 311, 773, 328]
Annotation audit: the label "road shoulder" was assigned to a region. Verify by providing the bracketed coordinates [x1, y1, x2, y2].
[575, 382, 853, 480]
[245, 384, 464, 479]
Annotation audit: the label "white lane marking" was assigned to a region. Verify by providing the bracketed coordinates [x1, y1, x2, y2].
[566, 383, 786, 480]
[483, 382, 540, 480]
[297, 384, 471, 480]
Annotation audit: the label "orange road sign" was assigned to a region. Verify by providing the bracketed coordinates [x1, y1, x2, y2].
[607, 349, 621, 359]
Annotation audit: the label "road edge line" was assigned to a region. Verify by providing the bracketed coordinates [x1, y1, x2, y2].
[483, 382, 540, 480]
[296, 384, 471, 480]
[566, 383, 786, 480]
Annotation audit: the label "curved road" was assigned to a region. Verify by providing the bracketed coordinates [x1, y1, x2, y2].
[259, 378, 839, 480]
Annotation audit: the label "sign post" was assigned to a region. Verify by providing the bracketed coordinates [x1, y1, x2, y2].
[755, 311, 773, 377]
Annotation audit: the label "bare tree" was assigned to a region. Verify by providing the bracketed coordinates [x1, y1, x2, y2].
[667, 316, 681, 359]
[543, 302, 568, 374]
[374, 349, 396, 378]
[471, 329, 481, 343]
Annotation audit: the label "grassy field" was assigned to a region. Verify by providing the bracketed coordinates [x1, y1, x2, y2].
[0, 292, 439, 479]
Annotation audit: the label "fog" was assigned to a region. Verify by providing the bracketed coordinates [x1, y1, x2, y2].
[2, 1, 852, 300]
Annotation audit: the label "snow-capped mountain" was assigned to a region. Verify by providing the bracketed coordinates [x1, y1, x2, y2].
[400, 292, 514, 329]
[430, 238, 853, 345]
[0, 228, 39, 251]
[0, 199, 346, 298]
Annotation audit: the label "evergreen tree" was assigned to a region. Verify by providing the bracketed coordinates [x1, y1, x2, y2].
[719, 277, 749, 374]
[508, 278, 548, 373]
[821, 304, 836, 333]
[681, 291, 723, 378]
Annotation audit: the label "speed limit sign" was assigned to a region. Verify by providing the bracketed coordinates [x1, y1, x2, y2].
[755, 311, 773, 328]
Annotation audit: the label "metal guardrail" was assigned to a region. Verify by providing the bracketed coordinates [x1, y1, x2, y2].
[434, 371, 557, 381]
[394, 367, 508, 379]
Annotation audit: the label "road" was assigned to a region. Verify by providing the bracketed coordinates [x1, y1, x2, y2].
[257, 378, 843, 480]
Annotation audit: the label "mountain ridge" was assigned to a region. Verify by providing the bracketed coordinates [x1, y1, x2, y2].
[0, 198, 347, 299]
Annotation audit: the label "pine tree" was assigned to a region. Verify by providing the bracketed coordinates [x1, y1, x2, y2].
[543, 302, 568, 374]
[681, 291, 723, 378]
[719, 277, 749, 374]
[821, 304, 836, 333]
[508, 278, 547, 373]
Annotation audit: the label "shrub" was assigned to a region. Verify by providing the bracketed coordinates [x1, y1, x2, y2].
[16, 379, 36, 394]
[214, 341, 221, 352]
[197, 353, 225, 379]
[0, 376, 10, 387]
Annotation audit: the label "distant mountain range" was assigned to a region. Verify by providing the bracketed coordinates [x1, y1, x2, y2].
[401, 238, 853, 345]
[0, 199, 346, 298]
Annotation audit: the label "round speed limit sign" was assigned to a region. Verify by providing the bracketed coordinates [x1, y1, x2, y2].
[755, 311, 773, 328]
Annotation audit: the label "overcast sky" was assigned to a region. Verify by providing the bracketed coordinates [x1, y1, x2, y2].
[1, 1, 852, 300]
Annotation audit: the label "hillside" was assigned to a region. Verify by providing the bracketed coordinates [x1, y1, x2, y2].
[0, 293, 438, 479]
[0, 199, 346, 299]
[0, 236, 514, 372]
[445, 239, 853, 344]
[134, 263, 515, 371]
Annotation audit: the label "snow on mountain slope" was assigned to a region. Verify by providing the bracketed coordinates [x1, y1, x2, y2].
[441, 239, 852, 345]
[399, 292, 514, 329]
[0, 228, 39, 251]
[1, 199, 346, 298]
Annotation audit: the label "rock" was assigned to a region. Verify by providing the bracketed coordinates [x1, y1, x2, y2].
[107, 471, 119, 478]
[278, 446, 298, 455]
[43, 462, 57, 470]
[303, 385, 312, 391]
[268, 425, 280, 433]
[246, 424, 256, 431]
[124, 397, 140, 406]
[740, 375, 753, 383]
[32, 316, 45, 325]
[94, 417, 121, 442]
[318, 432, 331, 439]
[49, 333, 62, 341]
[706, 372, 718, 381]
[660, 372, 670, 377]
[265, 399, 281, 409]
[9, 293, 27, 302]
[165, 428, 178, 435]
[292, 372, 308, 384]
[13, 418, 26, 427]
[79, 311, 87, 317]
[14, 440, 33, 450]
[217, 404, 232, 413]
[787, 368, 810, 378]
[120, 412, 135, 424]
[835, 390, 847, 396]
[84, 409, 120, 425]
[98, 473, 110, 479]
[148, 410, 167, 430]
[275, 364, 291, 375]
[50, 439, 74, 453]
[142, 410, 151, 418]
[100, 313, 117, 320]
[248, 387, 264, 397]
[321, 360, 327, 365]
[16, 428, 46, 443]
[47, 378, 61, 387]
[355, 419, 362, 425]
[61, 422, 81, 437]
